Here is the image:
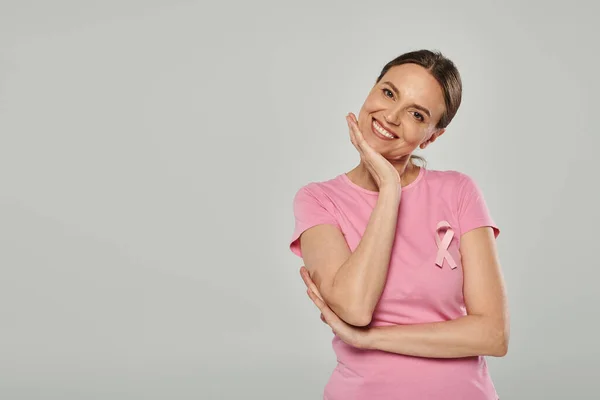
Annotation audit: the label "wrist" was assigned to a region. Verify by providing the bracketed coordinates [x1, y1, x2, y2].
[357, 327, 378, 350]
[378, 185, 401, 201]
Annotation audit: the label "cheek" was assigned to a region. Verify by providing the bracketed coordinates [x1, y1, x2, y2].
[403, 126, 428, 145]
[361, 99, 377, 116]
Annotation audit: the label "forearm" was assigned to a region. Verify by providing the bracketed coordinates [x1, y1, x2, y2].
[328, 187, 400, 324]
[363, 315, 509, 358]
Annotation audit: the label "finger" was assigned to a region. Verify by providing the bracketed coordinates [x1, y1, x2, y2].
[347, 116, 361, 151]
[307, 288, 337, 321]
[348, 115, 368, 152]
[352, 123, 368, 151]
[349, 118, 380, 163]
[347, 115, 366, 160]
[308, 289, 341, 333]
[300, 267, 324, 301]
[347, 114, 360, 142]
[307, 287, 325, 311]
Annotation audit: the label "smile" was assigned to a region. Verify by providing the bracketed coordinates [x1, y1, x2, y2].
[371, 119, 398, 140]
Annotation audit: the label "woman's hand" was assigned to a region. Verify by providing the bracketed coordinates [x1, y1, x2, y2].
[300, 266, 370, 349]
[347, 113, 401, 192]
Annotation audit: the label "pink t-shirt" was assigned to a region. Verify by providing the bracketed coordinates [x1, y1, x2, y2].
[289, 167, 500, 400]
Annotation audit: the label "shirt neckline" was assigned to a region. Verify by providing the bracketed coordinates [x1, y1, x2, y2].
[340, 167, 426, 195]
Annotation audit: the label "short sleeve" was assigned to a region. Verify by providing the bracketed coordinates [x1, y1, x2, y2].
[457, 174, 500, 238]
[289, 185, 340, 258]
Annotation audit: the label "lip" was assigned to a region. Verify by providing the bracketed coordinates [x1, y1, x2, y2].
[371, 118, 398, 140]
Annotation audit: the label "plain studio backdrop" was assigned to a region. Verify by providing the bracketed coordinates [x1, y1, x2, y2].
[1, 0, 598, 399]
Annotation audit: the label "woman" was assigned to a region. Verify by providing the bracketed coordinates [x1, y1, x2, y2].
[289, 50, 509, 400]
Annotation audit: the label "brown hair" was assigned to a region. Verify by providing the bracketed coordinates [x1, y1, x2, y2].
[376, 50, 463, 167]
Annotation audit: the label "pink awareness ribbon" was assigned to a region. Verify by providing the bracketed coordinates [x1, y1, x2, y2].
[435, 220, 457, 269]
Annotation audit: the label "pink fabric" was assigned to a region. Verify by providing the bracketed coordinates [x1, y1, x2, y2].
[290, 168, 500, 400]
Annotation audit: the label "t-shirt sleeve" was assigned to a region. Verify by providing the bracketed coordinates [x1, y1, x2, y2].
[457, 174, 500, 238]
[289, 185, 341, 258]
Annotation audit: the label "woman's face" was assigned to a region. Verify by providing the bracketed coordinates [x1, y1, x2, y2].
[358, 63, 447, 162]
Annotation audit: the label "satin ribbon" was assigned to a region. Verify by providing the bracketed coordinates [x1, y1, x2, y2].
[435, 220, 457, 269]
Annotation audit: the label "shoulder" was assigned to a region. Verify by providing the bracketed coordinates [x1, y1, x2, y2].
[421, 168, 487, 206]
[423, 168, 474, 191]
[291, 174, 348, 211]
[293, 174, 346, 200]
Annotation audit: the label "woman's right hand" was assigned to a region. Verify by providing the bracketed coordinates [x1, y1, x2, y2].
[347, 113, 401, 192]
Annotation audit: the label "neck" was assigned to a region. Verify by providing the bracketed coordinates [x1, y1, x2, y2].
[348, 158, 419, 192]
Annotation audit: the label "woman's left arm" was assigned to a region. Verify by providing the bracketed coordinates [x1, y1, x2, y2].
[362, 226, 510, 358]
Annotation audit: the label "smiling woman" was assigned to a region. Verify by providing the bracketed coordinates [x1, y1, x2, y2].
[289, 50, 508, 400]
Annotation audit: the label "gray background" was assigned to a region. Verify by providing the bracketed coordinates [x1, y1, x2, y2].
[1, 0, 598, 399]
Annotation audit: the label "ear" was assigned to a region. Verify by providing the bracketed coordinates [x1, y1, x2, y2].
[420, 128, 445, 149]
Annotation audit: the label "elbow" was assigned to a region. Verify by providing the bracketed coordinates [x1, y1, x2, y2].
[343, 310, 372, 327]
[488, 326, 510, 357]
[489, 337, 508, 357]
[323, 286, 374, 327]
[341, 297, 376, 327]
[330, 301, 373, 327]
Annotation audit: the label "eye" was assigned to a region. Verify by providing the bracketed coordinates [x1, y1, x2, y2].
[382, 88, 394, 99]
[412, 111, 424, 122]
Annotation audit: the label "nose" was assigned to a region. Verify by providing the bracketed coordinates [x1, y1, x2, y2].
[384, 107, 402, 126]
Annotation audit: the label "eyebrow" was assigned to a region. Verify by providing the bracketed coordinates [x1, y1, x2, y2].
[382, 81, 432, 118]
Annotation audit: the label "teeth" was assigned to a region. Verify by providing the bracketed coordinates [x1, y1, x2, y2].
[373, 120, 396, 139]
